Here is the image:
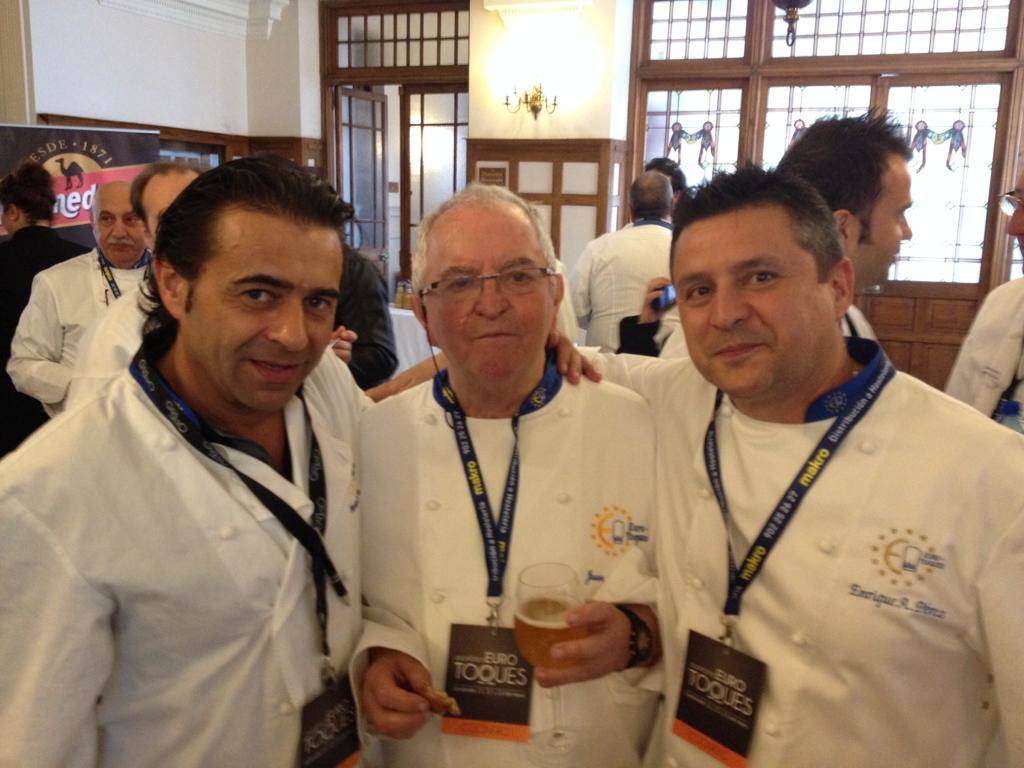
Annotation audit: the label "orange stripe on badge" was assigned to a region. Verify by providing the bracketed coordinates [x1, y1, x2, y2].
[335, 752, 360, 768]
[441, 717, 530, 743]
[672, 719, 747, 768]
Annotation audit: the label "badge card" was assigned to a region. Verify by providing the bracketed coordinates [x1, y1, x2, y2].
[440, 623, 533, 742]
[299, 675, 361, 768]
[673, 631, 767, 768]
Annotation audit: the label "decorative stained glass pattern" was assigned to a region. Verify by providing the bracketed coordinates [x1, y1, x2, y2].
[649, 0, 747, 60]
[772, 0, 1010, 58]
[644, 89, 742, 186]
[887, 83, 1001, 283]
[762, 84, 872, 168]
[337, 9, 469, 69]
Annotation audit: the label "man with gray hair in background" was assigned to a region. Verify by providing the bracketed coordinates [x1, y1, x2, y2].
[352, 183, 662, 767]
[8, 180, 148, 414]
[65, 162, 199, 407]
[572, 170, 676, 352]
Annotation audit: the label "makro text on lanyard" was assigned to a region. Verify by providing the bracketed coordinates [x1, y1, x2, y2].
[130, 348, 346, 686]
[98, 249, 149, 301]
[703, 353, 895, 644]
[432, 354, 562, 626]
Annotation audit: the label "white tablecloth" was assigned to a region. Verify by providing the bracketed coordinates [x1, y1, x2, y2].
[389, 306, 435, 374]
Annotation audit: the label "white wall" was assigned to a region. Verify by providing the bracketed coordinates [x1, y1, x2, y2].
[469, 0, 634, 140]
[29, 0, 249, 135]
[247, 0, 322, 138]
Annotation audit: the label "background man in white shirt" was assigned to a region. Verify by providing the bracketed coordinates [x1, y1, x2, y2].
[572, 171, 675, 351]
[7, 180, 148, 413]
[0, 157, 368, 768]
[945, 164, 1024, 424]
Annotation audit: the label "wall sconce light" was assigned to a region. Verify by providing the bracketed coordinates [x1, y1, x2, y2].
[772, 0, 814, 46]
[505, 84, 557, 119]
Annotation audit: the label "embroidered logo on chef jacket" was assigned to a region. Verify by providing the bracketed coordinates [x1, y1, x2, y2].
[870, 527, 946, 588]
[590, 506, 649, 557]
[847, 528, 949, 621]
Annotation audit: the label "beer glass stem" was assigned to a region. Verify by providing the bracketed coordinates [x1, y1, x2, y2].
[550, 688, 568, 749]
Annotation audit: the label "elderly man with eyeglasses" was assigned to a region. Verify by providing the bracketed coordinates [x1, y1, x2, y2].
[946, 167, 1024, 429]
[350, 183, 662, 768]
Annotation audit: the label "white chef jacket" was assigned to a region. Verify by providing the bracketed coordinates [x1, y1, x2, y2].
[946, 277, 1024, 416]
[840, 305, 876, 340]
[595, 352, 1024, 767]
[65, 284, 149, 408]
[0, 350, 368, 768]
[7, 249, 146, 415]
[572, 221, 673, 352]
[353, 377, 661, 767]
[553, 259, 582, 344]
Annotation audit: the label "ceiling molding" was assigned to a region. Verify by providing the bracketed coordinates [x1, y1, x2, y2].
[96, 0, 290, 40]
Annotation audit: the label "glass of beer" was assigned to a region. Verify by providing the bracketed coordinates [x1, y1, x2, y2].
[514, 562, 585, 764]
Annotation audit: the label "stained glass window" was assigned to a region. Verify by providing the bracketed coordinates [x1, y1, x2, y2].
[886, 82, 1001, 283]
[644, 89, 742, 186]
[650, 0, 747, 60]
[762, 84, 872, 168]
[772, 0, 1011, 58]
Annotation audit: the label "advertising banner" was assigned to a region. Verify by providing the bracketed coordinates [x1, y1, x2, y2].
[0, 124, 160, 248]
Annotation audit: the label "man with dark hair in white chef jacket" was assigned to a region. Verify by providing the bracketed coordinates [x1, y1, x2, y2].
[352, 183, 663, 768]
[595, 165, 1024, 768]
[0, 156, 369, 768]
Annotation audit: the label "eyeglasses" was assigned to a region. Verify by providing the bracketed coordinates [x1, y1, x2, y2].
[418, 265, 556, 302]
[999, 190, 1023, 217]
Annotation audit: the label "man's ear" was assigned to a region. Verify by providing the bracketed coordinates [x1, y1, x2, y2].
[151, 258, 190, 321]
[412, 293, 437, 346]
[829, 256, 855, 320]
[832, 209, 861, 256]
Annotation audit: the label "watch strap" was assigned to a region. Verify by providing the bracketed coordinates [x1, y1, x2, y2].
[616, 604, 653, 668]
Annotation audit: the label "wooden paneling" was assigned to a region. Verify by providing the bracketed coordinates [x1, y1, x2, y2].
[881, 340, 913, 372]
[860, 293, 982, 387]
[861, 295, 915, 333]
[911, 343, 962, 389]
[249, 137, 325, 174]
[38, 113, 251, 160]
[466, 138, 628, 262]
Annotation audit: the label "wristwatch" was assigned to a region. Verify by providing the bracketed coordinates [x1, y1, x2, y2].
[616, 604, 654, 668]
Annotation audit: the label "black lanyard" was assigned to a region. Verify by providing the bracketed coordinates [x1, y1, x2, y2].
[130, 349, 345, 684]
[844, 311, 861, 339]
[432, 353, 562, 625]
[703, 346, 894, 640]
[98, 249, 150, 301]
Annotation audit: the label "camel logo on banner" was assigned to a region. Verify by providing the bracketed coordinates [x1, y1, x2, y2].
[0, 124, 159, 248]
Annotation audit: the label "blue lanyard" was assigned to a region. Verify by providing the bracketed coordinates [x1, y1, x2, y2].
[98, 249, 150, 300]
[634, 217, 673, 230]
[432, 352, 562, 622]
[703, 347, 895, 634]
